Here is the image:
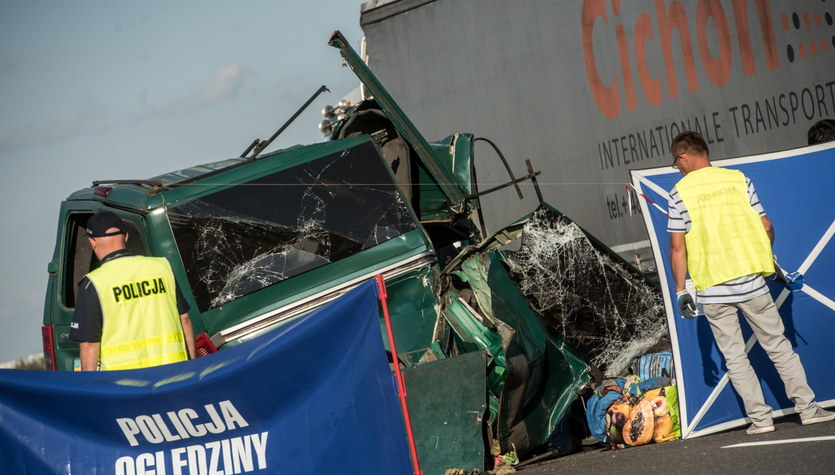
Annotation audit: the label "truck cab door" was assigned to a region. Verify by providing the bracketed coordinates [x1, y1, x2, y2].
[43, 209, 147, 371]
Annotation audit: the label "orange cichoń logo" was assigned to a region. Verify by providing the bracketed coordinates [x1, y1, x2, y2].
[582, 0, 779, 119]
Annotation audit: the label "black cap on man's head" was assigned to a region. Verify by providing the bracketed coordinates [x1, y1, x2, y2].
[85, 211, 126, 238]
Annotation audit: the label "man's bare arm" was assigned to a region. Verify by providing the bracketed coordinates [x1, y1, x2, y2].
[670, 232, 688, 292]
[79, 342, 100, 371]
[180, 313, 196, 359]
[761, 216, 774, 244]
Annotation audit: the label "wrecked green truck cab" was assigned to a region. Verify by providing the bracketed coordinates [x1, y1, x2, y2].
[43, 31, 665, 470]
[44, 135, 447, 360]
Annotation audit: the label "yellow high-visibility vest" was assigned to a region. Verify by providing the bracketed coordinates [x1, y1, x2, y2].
[675, 167, 774, 291]
[86, 256, 187, 370]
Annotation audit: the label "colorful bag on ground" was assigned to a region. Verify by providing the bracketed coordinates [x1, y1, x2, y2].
[606, 386, 681, 448]
[587, 376, 670, 444]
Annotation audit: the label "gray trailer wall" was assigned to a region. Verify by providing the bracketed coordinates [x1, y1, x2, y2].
[359, 0, 835, 270]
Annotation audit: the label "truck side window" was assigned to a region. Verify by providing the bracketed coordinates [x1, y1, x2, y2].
[62, 213, 147, 308]
[168, 141, 417, 312]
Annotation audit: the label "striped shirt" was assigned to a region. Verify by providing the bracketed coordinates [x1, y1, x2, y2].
[667, 175, 771, 304]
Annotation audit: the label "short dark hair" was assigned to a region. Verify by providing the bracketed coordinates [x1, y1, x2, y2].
[807, 119, 835, 145]
[671, 131, 708, 157]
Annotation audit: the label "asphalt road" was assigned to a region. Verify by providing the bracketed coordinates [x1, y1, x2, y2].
[517, 417, 835, 475]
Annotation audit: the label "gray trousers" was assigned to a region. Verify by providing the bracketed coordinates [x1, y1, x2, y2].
[704, 293, 817, 426]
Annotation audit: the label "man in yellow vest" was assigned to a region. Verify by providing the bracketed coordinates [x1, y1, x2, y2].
[69, 211, 195, 371]
[667, 131, 834, 434]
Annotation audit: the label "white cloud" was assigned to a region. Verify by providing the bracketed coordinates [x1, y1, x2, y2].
[132, 63, 244, 120]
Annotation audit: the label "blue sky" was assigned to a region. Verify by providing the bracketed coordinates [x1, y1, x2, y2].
[0, 1, 365, 363]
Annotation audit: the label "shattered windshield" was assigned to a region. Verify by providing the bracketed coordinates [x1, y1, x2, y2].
[169, 141, 417, 312]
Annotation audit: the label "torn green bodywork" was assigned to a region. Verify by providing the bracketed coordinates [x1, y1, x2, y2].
[442, 246, 590, 454]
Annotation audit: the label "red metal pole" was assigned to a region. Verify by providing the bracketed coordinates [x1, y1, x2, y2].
[375, 275, 422, 475]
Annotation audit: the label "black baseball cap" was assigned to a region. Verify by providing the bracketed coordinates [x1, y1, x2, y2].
[85, 211, 127, 238]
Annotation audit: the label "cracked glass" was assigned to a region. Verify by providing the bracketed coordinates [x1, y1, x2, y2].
[504, 207, 667, 377]
[169, 141, 417, 312]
